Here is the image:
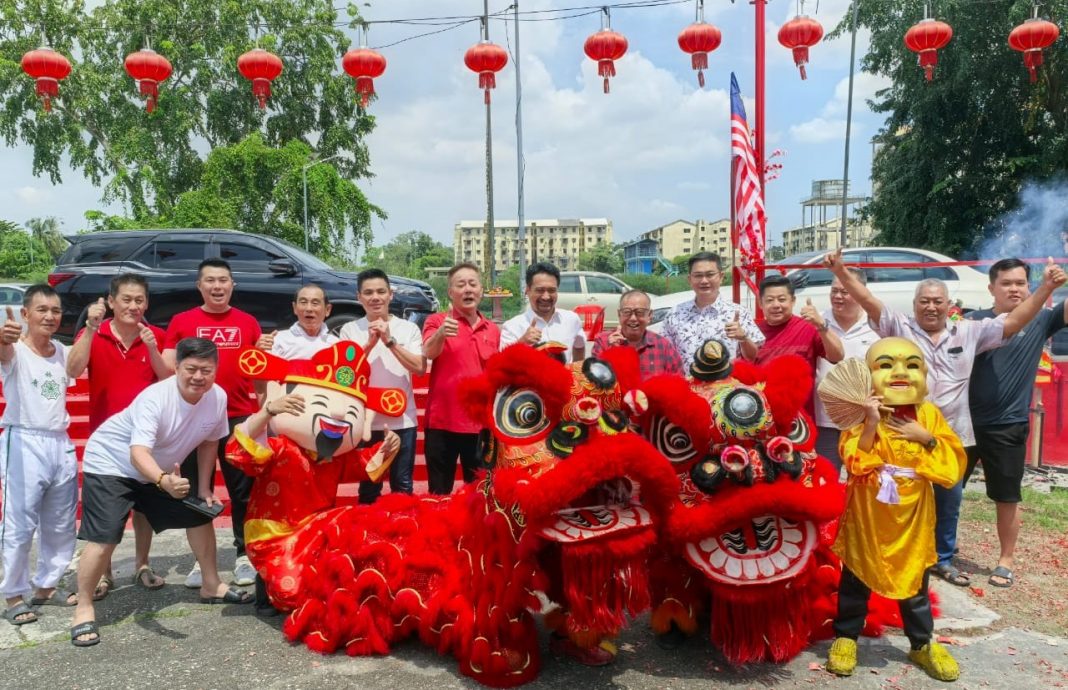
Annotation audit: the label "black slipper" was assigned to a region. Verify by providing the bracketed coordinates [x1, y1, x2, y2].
[3, 601, 38, 626]
[71, 621, 100, 647]
[30, 588, 78, 607]
[200, 586, 253, 605]
[988, 565, 1014, 588]
[932, 563, 971, 587]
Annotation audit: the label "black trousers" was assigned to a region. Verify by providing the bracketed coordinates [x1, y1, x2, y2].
[833, 566, 934, 650]
[423, 429, 481, 495]
[181, 415, 253, 556]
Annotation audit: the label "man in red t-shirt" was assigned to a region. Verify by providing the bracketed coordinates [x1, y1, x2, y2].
[163, 258, 261, 587]
[422, 263, 501, 495]
[67, 274, 171, 598]
[751, 274, 844, 417]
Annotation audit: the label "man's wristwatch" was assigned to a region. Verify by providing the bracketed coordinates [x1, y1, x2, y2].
[385, 336, 397, 349]
[265, 401, 279, 416]
[817, 322, 829, 333]
[924, 437, 938, 451]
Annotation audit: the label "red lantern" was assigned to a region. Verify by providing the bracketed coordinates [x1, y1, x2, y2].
[464, 41, 508, 104]
[777, 16, 824, 80]
[124, 48, 172, 113]
[237, 48, 283, 109]
[584, 29, 628, 94]
[678, 22, 722, 88]
[1008, 18, 1060, 83]
[20, 47, 72, 112]
[904, 18, 953, 81]
[342, 48, 387, 108]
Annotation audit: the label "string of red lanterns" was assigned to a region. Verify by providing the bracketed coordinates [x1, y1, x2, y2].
[15, 8, 1065, 114]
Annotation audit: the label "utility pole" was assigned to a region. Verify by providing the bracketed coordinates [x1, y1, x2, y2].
[483, 1, 497, 286]
[302, 152, 343, 252]
[840, 0, 861, 248]
[514, 0, 526, 296]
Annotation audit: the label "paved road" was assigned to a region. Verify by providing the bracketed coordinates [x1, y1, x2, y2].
[2, 530, 1066, 690]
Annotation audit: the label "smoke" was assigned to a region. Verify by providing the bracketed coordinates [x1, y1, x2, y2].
[974, 179, 1068, 264]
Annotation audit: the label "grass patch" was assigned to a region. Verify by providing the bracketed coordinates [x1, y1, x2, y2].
[962, 486, 1068, 532]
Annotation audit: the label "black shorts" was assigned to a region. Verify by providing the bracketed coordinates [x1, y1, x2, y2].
[965, 422, 1029, 503]
[78, 472, 214, 545]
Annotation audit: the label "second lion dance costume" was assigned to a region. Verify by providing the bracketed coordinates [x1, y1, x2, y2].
[825, 337, 965, 682]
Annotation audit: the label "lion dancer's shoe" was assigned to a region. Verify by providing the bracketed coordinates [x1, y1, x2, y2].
[545, 610, 618, 666]
[825, 637, 857, 676]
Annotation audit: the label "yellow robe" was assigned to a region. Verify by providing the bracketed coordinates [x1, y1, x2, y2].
[831, 402, 966, 600]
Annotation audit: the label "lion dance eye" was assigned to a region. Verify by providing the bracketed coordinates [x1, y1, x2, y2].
[644, 416, 697, 464]
[493, 387, 551, 440]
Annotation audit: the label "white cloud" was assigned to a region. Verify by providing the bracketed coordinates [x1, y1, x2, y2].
[14, 185, 50, 205]
[789, 117, 849, 144]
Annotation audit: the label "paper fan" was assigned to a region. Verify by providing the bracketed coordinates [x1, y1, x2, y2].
[817, 357, 873, 430]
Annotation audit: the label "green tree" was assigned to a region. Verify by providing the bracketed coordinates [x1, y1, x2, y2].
[834, 1, 1068, 255]
[0, 219, 52, 278]
[366, 231, 452, 279]
[24, 216, 68, 260]
[578, 242, 624, 274]
[0, 0, 374, 222]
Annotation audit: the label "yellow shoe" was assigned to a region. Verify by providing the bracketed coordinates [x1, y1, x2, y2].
[908, 641, 960, 682]
[826, 637, 858, 676]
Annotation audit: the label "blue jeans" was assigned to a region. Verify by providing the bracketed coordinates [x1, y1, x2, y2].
[358, 427, 418, 504]
[933, 477, 964, 567]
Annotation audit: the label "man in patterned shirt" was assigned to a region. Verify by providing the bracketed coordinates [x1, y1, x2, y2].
[591, 289, 683, 379]
[662, 252, 764, 364]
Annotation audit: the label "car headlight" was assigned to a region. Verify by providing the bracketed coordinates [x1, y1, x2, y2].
[650, 307, 670, 325]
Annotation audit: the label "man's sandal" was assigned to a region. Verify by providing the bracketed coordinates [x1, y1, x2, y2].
[932, 563, 971, 587]
[988, 565, 1014, 588]
[29, 589, 78, 607]
[3, 602, 38, 626]
[93, 575, 114, 602]
[70, 621, 101, 647]
[133, 565, 166, 590]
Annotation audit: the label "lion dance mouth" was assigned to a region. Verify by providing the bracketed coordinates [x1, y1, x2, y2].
[685, 515, 817, 585]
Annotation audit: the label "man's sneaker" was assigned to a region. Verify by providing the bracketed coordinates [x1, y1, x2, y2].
[908, 641, 960, 682]
[233, 555, 256, 586]
[184, 563, 202, 589]
[826, 637, 858, 676]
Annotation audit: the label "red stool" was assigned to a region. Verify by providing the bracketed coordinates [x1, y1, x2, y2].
[574, 304, 606, 340]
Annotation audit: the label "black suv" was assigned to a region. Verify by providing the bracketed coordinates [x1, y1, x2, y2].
[49, 229, 439, 343]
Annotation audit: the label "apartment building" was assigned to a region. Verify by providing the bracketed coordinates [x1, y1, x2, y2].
[453, 218, 613, 274]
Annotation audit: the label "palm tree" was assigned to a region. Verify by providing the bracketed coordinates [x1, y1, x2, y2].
[24, 216, 68, 262]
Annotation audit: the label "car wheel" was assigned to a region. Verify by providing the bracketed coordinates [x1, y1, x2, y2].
[325, 313, 362, 338]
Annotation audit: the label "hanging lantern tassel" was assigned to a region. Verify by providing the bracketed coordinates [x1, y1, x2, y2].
[597, 59, 615, 94]
[1008, 18, 1060, 84]
[479, 70, 496, 104]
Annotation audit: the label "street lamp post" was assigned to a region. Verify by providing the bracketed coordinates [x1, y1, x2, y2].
[302, 152, 344, 252]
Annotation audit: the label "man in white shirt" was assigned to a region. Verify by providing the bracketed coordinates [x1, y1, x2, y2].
[500, 262, 585, 363]
[0, 286, 77, 625]
[340, 269, 426, 502]
[69, 338, 253, 647]
[813, 269, 878, 471]
[257, 285, 338, 360]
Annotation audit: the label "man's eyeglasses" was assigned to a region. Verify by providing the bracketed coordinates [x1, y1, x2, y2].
[618, 308, 651, 318]
[690, 271, 720, 281]
[829, 288, 850, 296]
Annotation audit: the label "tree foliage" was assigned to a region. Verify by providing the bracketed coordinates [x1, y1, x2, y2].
[24, 216, 68, 260]
[0, 219, 53, 278]
[577, 242, 624, 274]
[834, 1, 1068, 255]
[366, 231, 453, 280]
[0, 0, 374, 224]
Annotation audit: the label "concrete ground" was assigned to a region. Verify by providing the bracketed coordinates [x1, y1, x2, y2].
[1, 530, 1066, 690]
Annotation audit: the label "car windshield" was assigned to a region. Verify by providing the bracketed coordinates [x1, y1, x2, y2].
[270, 237, 334, 271]
[772, 251, 823, 266]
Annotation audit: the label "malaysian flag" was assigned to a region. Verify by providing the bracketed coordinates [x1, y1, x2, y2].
[730, 73, 765, 271]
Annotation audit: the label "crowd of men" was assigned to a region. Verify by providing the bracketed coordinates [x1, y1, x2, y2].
[0, 249, 1064, 654]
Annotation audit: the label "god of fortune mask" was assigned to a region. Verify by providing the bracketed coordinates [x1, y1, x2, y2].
[865, 336, 928, 406]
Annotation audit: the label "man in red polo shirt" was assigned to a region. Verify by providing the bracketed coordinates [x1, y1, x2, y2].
[163, 258, 261, 587]
[422, 262, 500, 495]
[67, 274, 171, 598]
[750, 274, 844, 418]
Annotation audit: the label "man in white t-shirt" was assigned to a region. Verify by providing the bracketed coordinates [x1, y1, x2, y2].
[0, 286, 77, 626]
[69, 338, 253, 647]
[813, 269, 878, 471]
[340, 269, 426, 502]
[256, 285, 338, 360]
[500, 262, 586, 363]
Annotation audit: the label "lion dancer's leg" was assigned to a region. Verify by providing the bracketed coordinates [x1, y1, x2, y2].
[648, 552, 705, 650]
[543, 529, 656, 666]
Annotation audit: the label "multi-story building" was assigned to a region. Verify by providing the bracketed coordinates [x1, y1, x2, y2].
[453, 218, 612, 274]
[622, 218, 732, 274]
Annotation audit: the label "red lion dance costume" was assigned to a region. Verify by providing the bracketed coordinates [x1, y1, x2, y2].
[227, 342, 679, 687]
[637, 340, 848, 664]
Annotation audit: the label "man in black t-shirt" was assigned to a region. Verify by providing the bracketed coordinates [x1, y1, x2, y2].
[967, 258, 1067, 589]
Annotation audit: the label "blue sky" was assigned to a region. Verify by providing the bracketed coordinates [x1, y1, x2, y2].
[1, 0, 891, 252]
